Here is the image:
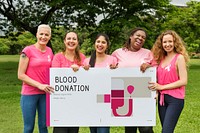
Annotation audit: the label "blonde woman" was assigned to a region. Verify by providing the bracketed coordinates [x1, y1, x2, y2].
[18, 24, 54, 133]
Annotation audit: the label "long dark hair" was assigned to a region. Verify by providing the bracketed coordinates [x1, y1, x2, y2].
[89, 33, 110, 67]
[123, 27, 147, 50]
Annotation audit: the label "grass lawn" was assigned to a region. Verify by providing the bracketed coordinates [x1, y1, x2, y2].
[0, 55, 199, 133]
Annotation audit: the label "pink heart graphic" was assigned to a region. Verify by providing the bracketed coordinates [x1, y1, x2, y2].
[127, 85, 134, 94]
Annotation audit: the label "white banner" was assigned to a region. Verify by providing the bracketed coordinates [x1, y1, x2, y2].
[47, 67, 156, 127]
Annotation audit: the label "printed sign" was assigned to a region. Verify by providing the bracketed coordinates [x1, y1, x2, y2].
[47, 67, 156, 127]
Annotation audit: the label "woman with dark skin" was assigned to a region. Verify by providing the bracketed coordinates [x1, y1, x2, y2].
[112, 27, 154, 133]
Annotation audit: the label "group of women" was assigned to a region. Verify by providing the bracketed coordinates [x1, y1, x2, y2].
[18, 24, 189, 133]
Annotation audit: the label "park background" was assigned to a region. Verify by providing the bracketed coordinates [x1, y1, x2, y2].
[0, 0, 200, 133]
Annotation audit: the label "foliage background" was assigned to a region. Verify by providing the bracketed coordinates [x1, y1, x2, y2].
[0, 1, 200, 132]
[0, 1, 200, 57]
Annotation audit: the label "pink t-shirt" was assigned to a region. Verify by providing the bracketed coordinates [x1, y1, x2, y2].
[157, 54, 185, 105]
[51, 52, 86, 67]
[83, 55, 117, 68]
[21, 45, 54, 95]
[112, 48, 153, 67]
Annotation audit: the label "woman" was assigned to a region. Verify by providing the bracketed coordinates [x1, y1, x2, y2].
[52, 31, 86, 133]
[149, 30, 189, 133]
[18, 24, 54, 133]
[111, 27, 154, 133]
[83, 33, 117, 133]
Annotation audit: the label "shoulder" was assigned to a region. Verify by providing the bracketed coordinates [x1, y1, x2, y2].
[113, 48, 123, 52]
[177, 54, 185, 62]
[140, 48, 151, 53]
[22, 45, 35, 57]
[46, 46, 54, 56]
[46, 46, 53, 52]
[112, 48, 124, 55]
[107, 55, 117, 64]
[84, 57, 90, 62]
[139, 48, 152, 57]
[107, 55, 116, 60]
[83, 57, 90, 65]
[22, 45, 34, 52]
[53, 52, 64, 59]
[54, 52, 63, 56]
[175, 54, 186, 67]
[80, 52, 86, 57]
[80, 52, 86, 60]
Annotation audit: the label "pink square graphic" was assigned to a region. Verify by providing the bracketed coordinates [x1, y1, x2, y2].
[104, 94, 110, 103]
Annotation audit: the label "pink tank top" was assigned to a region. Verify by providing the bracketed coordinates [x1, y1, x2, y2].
[157, 54, 185, 106]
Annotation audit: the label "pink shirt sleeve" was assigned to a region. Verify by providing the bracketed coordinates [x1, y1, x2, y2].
[51, 53, 62, 67]
[80, 53, 86, 66]
[22, 46, 31, 57]
[111, 56, 118, 66]
[83, 58, 90, 66]
[111, 50, 119, 62]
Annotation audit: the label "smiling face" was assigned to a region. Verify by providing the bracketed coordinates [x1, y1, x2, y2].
[130, 30, 146, 51]
[95, 35, 108, 54]
[36, 27, 51, 46]
[162, 34, 175, 54]
[64, 32, 78, 51]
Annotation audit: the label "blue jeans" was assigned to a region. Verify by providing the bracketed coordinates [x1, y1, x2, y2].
[90, 127, 110, 133]
[158, 94, 184, 133]
[21, 94, 47, 133]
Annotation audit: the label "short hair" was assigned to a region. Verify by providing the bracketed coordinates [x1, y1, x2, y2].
[37, 24, 51, 34]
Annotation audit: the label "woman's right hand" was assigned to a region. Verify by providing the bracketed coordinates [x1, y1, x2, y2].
[83, 65, 90, 71]
[38, 84, 54, 93]
[140, 63, 151, 73]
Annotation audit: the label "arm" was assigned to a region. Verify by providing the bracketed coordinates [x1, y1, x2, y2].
[82, 58, 90, 70]
[110, 56, 118, 69]
[149, 55, 187, 90]
[140, 51, 153, 72]
[18, 53, 54, 93]
[51, 54, 61, 67]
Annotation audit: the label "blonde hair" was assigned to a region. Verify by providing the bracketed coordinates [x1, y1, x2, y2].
[151, 30, 189, 65]
[37, 24, 51, 34]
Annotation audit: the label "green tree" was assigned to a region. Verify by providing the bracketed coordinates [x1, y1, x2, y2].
[0, 0, 172, 55]
[0, 31, 35, 54]
[0, 38, 10, 54]
[160, 1, 200, 53]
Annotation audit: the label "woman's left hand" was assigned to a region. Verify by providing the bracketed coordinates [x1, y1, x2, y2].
[110, 63, 118, 69]
[71, 64, 79, 72]
[148, 82, 163, 91]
